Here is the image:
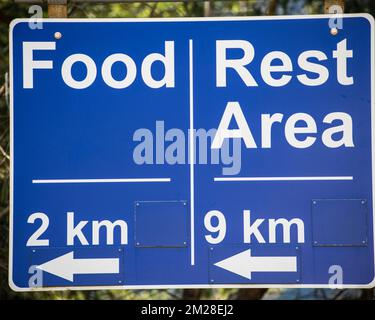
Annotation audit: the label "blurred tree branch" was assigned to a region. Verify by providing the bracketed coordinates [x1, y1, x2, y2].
[229, 289, 267, 300]
[0, 206, 8, 220]
[0, 146, 9, 162]
[267, 0, 278, 15]
[182, 289, 203, 300]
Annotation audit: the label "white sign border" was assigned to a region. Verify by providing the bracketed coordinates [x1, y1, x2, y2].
[8, 13, 375, 292]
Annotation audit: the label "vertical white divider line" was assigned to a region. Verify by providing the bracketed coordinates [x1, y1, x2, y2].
[189, 39, 195, 266]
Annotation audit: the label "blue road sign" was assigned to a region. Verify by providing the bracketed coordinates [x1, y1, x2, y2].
[9, 15, 375, 290]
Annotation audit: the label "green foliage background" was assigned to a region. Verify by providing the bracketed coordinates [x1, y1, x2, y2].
[0, 0, 375, 300]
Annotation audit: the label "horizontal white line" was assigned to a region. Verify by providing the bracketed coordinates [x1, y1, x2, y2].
[32, 178, 171, 184]
[214, 176, 353, 182]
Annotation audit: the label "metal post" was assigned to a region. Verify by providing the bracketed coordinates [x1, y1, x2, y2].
[324, 0, 345, 13]
[48, 0, 68, 18]
[204, 0, 213, 17]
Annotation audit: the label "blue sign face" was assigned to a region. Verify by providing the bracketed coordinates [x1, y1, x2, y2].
[9, 15, 375, 291]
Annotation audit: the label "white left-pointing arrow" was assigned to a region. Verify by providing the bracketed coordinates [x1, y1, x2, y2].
[36, 251, 120, 282]
[214, 249, 297, 280]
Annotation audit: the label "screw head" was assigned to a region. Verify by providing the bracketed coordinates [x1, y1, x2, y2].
[136, 242, 140, 246]
[330, 28, 338, 36]
[54, 32, 62, 40]
[136, 202, 140, 206]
